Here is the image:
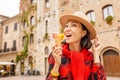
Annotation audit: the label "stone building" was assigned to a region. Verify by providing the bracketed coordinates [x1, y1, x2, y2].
[0, 0, 120, 77]
[78, 0, 120, 76]
[16, 0, 37, 75]
[0, 15, 9, 49]
[0, 14, 20, 76]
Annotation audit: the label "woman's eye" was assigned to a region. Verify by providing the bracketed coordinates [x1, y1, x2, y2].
[72, 23, 77, 27]
[65, 25, 68, 28]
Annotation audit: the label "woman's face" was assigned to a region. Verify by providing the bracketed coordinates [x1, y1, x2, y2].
[63, 20, 86, 44]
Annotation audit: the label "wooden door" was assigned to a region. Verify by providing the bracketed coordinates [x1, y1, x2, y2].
[103, 50, 120, 77]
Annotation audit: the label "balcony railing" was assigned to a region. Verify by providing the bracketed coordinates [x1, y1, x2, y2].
[0, 47, 17, 53]
[11, 47, 17, 51]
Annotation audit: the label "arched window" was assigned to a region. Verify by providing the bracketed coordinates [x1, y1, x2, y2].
[23, 20, 27, 28]
[86, 10, 95, 22]
[22, 36, 26, 47]
[45, 0, 50, 8]
[28, 56, 33, 71]
[45, 46, 49, 55]
[30, 16, 35, 25]
[102, 5, 114, 19]
[45, 20, 48, 33]
[30, 34, 34, 45]
[4, 42, 7, 52]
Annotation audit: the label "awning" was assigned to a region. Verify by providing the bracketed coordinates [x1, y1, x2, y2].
[0, 62, 16, 65]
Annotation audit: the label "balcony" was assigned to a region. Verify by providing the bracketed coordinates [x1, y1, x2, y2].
[0, 47, 17, 54]
[11, 47, 17, 51]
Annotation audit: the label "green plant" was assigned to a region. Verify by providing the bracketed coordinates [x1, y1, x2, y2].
[44, 32, 49, 40]
[16, 34, 29, 63]
[16, 55, 21, 63]
[30, 25, 35, 32]
[90, 20, 95, 26]
[105, 15, 113, 25]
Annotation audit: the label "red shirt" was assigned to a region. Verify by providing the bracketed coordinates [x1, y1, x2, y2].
[46, 44, 106, 80]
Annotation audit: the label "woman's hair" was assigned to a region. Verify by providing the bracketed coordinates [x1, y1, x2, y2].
[80, 23, 92, 49]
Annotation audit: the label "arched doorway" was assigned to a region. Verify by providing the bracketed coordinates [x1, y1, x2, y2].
[20, 59, 24, 75]
[45, 57, 48, 75]
[10, 60, 15, 75]
[28, 56, 33, 71]
[103, 50, 120, 77]
[45, 46, 49, 55]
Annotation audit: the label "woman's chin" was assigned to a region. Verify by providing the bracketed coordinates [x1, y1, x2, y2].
[66, 40, 71, 44]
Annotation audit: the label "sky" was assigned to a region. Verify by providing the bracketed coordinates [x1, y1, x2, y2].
[0, 0, 20, 17]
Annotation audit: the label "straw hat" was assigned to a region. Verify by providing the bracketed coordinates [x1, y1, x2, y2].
[60, 11, 96, 40]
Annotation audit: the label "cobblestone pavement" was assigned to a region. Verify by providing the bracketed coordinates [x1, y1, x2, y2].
[0, 75, 120, 80]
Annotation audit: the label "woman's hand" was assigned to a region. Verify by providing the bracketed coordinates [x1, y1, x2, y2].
[92, 38, 101, 63]
[92, 38, 101, 52]
[52, 45, 62, 72]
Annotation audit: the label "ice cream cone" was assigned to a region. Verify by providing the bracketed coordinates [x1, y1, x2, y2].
[53, 33, 64, 47]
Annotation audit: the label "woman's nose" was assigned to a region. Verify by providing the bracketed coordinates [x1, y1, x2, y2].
[66, 26, 71, 31]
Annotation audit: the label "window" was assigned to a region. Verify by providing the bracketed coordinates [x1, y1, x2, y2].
[45, 20, 48, 33]
[45, 0, 50, 8]
[30, 34, 34, 45]
[14, 23, 18, 31]
[23, 20, 27, 28]
[45, 46, 49, 55]
[5, 26, 8, 34]
[102, 5, 114, 19]
[13, 40, 16, 51]
[86, 10, 95, 22]
[30, 16, 35, 25]
[4, 42, 7, 52]
[13, 40, 16, 47]
[22, 36, 26, 47]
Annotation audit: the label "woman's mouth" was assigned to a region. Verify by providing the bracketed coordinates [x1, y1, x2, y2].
[66, 34, 72, 40]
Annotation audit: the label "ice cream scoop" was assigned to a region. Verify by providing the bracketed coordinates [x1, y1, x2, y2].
[53, 33, 64, 46]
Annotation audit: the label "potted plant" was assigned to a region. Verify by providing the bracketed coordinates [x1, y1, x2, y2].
[105, 15, 113, 25]
[90, 20, 95, 26]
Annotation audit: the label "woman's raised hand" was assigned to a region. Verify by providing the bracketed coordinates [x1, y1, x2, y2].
[92, 37, 102, 63]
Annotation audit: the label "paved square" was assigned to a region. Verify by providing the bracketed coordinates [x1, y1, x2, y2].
[0, 75, 120, 80]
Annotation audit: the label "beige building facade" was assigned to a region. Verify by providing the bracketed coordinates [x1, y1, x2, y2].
[0, 0, 120, 77]
[0, 15, 20, 76]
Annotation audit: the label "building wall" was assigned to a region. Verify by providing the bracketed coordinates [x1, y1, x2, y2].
[78, 0, 120, 64]
[0, 15, 20, 68]
[0, 15, 9, 50]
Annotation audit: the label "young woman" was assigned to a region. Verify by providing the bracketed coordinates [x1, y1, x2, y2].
[46, 11, 106, 80]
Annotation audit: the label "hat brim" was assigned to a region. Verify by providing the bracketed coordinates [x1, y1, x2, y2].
[60, 15, 96, 40]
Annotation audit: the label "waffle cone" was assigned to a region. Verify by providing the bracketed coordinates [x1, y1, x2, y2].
[54, 35, 62, 46]
[53, 33, 64, 47]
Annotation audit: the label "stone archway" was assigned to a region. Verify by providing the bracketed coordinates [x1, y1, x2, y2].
[45, 57, 48, 75]
[103, 50, 120, 77]
[20, 59, 24, 75]
[28, 56, 33, 71]
[10, 60, 15, 75]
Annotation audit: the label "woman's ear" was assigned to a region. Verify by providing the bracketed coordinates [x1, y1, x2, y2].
[82, 30, 87, 38]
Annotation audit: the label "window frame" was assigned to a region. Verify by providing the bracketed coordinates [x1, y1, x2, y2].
[5, 26, 8, 34]
[86, 10, 95, 22]
[14, 22, 18, 31]
[102, 5, 114, 20]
